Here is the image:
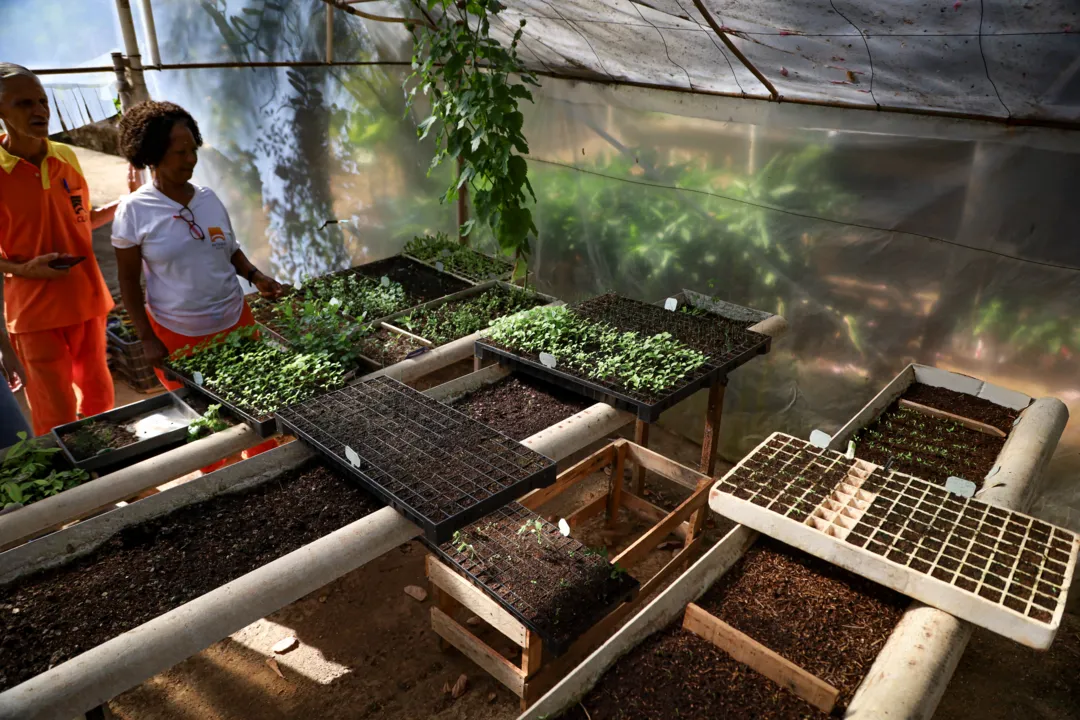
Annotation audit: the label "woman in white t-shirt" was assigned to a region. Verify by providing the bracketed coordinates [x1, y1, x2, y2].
[112, 101, 284, 390]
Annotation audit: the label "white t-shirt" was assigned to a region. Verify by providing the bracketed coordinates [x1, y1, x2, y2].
[112, 184, 244, 336]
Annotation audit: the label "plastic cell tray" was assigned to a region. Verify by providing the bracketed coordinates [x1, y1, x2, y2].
[432, 502, 639, 655]
[709, 432, 1080, 649]
[275, 377, 557, 544]
[52, 391, 200, 474]
[162, 367, 278, 438]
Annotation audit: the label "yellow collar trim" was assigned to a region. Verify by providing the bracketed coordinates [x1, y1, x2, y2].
[0, 137, 74, 174]
[0, 137, 16, 174]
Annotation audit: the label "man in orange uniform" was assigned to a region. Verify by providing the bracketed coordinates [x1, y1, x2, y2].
[0, 64, 118, 435]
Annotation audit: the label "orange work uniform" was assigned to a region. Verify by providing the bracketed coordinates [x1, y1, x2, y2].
[0, 138, 114, 435]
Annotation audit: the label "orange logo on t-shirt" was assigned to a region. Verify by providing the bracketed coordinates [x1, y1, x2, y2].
[208, 226, 227, 247]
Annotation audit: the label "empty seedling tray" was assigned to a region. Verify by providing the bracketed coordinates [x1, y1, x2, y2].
[433, 502, 640, 655]
[275, 377, 556, 543]
[709, 432, 1080, 649]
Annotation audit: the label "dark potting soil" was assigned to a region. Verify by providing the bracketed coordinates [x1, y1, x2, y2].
[59, 419, 140, 461]
[853, 401, 1006, 488]
[352, 255, 469, 303]
[572, 293, 766, 365]
[356, 327, 427, 368]
[452, 374, 592, 441]
[902, 383, 1021, 433]
[0, 461, 382, 691]
[441, 503, 638, 653]
[696, 537, 908, 711]
[559, 624, 829, 720]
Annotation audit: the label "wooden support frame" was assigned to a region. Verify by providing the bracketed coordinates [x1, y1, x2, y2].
[425, 441, 717, 708]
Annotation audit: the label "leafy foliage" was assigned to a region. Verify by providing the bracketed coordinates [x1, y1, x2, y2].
[265, 296, 373, 370]
[169, 326, 347, 418]
[404, 232, 512, 282]
[394, 285, 543, 345]
[299, 271, 409, 320]
[405, 0, 539, 277]
[187, 404, 232, 442]
[487, 306, 707, 398]
[0, 433, 88, 509]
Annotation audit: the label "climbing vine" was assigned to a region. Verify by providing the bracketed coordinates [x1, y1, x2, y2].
[405, 0, 539, 279]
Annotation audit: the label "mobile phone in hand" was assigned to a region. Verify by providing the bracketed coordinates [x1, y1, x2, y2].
[48, 255, 86, 270]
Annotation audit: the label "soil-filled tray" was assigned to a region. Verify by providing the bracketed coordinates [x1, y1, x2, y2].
[0, 459, 382, 692]
[902, 383, 1020, 433]
[53, 392, 200, 473]
[556, 623, 829, 719]
[710, 432, 1080, 648]
[451, 374, 593, 441]
[274, 377, 556, 543]
[355, 326, 430, 368]
[348, 254, 470, 304]
[696, 537, 908, 710]
[403, 234, 513, 284]
[434, 502, 639, 655]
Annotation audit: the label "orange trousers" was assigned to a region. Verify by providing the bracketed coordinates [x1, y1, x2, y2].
[11, 315, 114, 436]
[147, 302, 277, 465]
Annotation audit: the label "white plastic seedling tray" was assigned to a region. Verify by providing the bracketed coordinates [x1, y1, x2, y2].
[709, 432, 1079, 649]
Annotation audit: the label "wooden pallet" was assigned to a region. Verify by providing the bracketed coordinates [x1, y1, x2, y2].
[426, 439, 713, 708]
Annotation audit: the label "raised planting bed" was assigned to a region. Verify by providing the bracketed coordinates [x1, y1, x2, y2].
[275, 376, 556, 543]
[476, 294, 770, 422]
[404, 232, 513, 284]
[164, 326, 348, 437]
[435, 502, 639, 655]
[385, 282, 553, 347]
[0, 434, 88, 513]
[451, 373, 593, 441]
[0, 454, 383, 697]
[53, 392, 200, 474]
[710, 433, 1080, 648]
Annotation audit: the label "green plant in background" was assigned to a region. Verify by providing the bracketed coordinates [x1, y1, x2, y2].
[187, 404, 231, 441]
[0, 433, 89, 509]
[488, 306, 708, 397]
[396, 285, 542, 345]
[405, 232, 513, 282]
[169, 327, 347, 418]
[269, 296, 373, 370]
[405, 0, 540, 280]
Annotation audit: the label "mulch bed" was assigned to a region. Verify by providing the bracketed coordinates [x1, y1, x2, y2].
[902, 383, 1021, 433]
[560, 623, 829, 720]
[59, 419, 139, 461]
[357, 327, 427, 368]
[0, 461, 382, 692]
[452, 374, 593, 441]
[353, 255, 469, 303]
[696, 537, 909, 711]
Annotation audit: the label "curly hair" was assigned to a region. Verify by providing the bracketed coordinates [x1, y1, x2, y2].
[118, 100, 203, 169]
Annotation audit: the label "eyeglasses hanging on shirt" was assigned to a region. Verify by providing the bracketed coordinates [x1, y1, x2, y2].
[173, 205, 206, 241]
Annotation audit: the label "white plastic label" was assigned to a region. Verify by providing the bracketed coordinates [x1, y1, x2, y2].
[440, 248, 451, 258]
[845, 440, 855, 460]
[986, 465, 1001, 479]
[345, 446, 363, 469]
[329, 297, 341, 307]
[435, 261, 444, 272]
[946, 476, 977, 498]
[809, 429, 831, 448]
[380, 275, 390, 288]
[193, 371, 204, 386]
[558, 518, 571, 536]
[539, 352, 557, 369]
[664, 297, 678, 311]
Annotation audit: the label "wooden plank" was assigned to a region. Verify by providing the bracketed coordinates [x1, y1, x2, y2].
[519, 443, 616, 511]
[626, 442, 711, 490]
[606, 443, 626, 527]
[621, 491, 689, 541]
[522, 631, 543, 677]
[566, 494, 607, 530]
[699, 382, 726, 476]
[899, 399, 1007, 438]
[632, 420, 650, 494]
[432, 607, 526, 696]
[426, 555, 528, 646]
[612, 479, 711, 569]
[682, 603, 840, 714]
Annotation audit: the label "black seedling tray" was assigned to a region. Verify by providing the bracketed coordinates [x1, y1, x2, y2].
[52, 391, 199, 474]
[275, 377, 556, 544]
[162, 367, 278, 438]
[432, 502, 639, 655]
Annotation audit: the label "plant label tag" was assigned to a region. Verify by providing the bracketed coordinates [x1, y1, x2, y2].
[1013, 415, 1022, 427]
[558, 518, 571, 536]
[664, 297, 678, 311]
[986, 465, 1001, 479]
[945, 476, 977, 498]
[345, 446, 363, 469]
[809, 429, 831, 448]
[539, 352, 557, 369]
[845, 440, 856, 460]
[380, 276, 390, 288]
[329, 297, 341, 307]
[435, 261, 444, 272]
[193, 371, 204, 386]
[440, 248, 451, 258]
[405, 347, 428, 359]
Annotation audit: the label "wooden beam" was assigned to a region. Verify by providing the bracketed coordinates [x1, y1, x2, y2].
[606, 442, 626, 527]
[620, 490, 668, 525]
[682, 603, 840, 714]
[522, 631, 543, 677]
[567, 494, 608, 530]
[426, 556, 528, 646]
[898, 399, 1006, 438]
[432, 607, 526, 696]
[519, 443, 616, 511]
[612, 479, 711, 569]
[632, 420, 650, 494]
[699, 382, 726, 476]
[626, 442, 711, 491]
[690, 0, 779, 99]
